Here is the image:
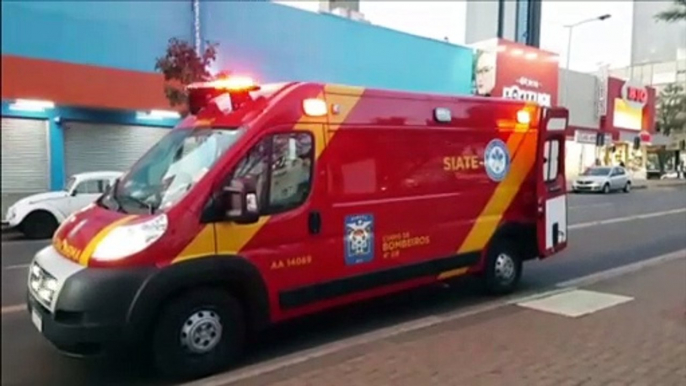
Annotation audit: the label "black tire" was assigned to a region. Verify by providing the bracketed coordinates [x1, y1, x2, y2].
[483, 238, 523, 295]
[20, 211, 58, 239]
[602, 183, 611, 194]
[623, 182, 631, 193]
[152, 288, 246, 380]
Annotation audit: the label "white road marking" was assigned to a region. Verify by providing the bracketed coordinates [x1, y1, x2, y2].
[4, 264, 29, 271]
[181, 247, 686, 386]
[516, 289, 634, 318]
[568, 203, 612, 210]
[568, 208, 686, 230]
[1, 304, 26, 315]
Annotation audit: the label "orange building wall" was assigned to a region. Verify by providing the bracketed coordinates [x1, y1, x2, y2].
[1, 55, 174, 111]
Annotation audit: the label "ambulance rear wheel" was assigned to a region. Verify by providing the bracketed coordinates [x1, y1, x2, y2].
[483, 239, 522, 295]
[151, 288, 246, 380]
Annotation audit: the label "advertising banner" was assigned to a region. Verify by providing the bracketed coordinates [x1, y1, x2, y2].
[471, 38, 559, 107]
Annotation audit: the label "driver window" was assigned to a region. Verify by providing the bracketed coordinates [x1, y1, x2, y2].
[229, 132, 313, 215]
[231, 139, 270, 211]
[269, 133, 313, 211]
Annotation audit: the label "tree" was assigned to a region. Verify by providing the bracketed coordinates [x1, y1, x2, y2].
[154, 38, 219, 112]
[655, 0, 686, 23]
[656, 82, 686, 136]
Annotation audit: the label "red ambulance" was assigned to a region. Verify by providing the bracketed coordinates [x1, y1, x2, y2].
[27, 76, 569, 379]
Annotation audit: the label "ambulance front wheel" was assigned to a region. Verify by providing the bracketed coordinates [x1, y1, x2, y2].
[151, 288, 246, 380]
[483, 239, 523, 295]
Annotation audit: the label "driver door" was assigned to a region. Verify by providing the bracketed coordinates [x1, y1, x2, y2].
[536, 107, 569, 258]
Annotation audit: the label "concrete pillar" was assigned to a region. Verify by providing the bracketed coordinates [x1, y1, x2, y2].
[48, 116, 65, 191]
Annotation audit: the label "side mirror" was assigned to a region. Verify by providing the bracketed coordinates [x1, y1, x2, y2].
[222, 178, 259, 224]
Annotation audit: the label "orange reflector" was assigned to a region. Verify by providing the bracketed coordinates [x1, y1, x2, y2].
[516, 110, 531, 125]
[303, 98, 328, 117]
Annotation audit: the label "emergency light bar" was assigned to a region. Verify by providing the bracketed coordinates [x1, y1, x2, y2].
[188, 76, 260, 93]
[187, 76, 261, 115]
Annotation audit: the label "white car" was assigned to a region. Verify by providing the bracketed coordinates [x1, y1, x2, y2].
[572, 166, 632, 194]
[3, 171, 122, 239]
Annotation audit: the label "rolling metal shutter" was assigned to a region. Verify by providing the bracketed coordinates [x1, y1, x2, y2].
[1, 118, 50, 214]
[63, 122, 169, 177]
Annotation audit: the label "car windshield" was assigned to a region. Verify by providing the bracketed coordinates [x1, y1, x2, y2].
[100, 127, 244, 214]
[64, 176, 77, 192]
[583, 167, 611, 176]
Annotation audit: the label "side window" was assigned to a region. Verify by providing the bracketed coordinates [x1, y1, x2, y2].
[73, 180, 107, 194]
[268, 133, 313, 212]
[542, 139, 560, 182]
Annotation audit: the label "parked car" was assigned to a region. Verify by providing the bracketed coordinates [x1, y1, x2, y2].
[3, 171, 122, 239]
[571, 166, 631, 194]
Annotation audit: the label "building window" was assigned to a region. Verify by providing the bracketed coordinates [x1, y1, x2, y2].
[515, 0, 530, 44]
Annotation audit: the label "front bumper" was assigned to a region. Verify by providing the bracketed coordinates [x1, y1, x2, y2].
[27, 292, 121, 356]
[26, 247, 155, 356]
[572, 183, 602, 192]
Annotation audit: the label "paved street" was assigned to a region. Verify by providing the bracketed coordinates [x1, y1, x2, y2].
[2, 187, 685, 386]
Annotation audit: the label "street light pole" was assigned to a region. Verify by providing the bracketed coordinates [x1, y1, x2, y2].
[562, 14, 611, 174]
[562, 14, 612, 106]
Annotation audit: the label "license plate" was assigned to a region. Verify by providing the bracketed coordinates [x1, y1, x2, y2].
[31, 309, 42, 332]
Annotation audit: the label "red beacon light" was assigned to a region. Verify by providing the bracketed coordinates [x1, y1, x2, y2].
[187, 76, 261, 115]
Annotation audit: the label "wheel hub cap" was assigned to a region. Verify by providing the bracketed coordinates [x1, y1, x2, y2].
[494, 253, 515, 283]
[180, 310, 222, 354]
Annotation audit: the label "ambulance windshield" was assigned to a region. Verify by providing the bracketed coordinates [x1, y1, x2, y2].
[99, 127, 244, 214]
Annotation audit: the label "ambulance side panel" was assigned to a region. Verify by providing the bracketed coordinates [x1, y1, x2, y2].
[270, 90, 541, 321]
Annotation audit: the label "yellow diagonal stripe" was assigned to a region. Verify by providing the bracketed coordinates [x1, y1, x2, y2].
[457, 129, 537, 254]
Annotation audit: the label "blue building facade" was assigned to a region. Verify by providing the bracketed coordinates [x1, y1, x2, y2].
[1, 1, 474, 209]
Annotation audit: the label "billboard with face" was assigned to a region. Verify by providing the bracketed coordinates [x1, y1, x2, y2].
[471, 38, 560, 108]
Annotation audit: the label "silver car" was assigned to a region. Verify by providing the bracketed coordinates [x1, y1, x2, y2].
[572, 166, 632, 194]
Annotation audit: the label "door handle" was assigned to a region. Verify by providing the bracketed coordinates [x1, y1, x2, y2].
[308, 211, 321, 235]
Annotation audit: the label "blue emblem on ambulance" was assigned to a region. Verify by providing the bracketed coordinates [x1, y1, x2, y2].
[344, 214, 375, 265]
[484, 139, 510, 182]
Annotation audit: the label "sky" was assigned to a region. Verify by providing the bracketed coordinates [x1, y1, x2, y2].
[276, 0, 635, 73]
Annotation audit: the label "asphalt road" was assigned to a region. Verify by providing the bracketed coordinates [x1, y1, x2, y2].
[2, 187, 685, 386]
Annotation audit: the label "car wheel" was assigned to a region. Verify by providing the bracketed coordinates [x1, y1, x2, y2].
[483, 238, 522, 295]
[602, 183, 611, 194]
[623, 182, 631, 193]
[152, 288, 246, 381]
[20, 211, 58, 239]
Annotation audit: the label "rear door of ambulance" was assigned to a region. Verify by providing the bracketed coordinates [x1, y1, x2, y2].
[536, 107, 569, 257]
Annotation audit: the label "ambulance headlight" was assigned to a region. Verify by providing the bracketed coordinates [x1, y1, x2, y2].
[92, 214, 168, 261]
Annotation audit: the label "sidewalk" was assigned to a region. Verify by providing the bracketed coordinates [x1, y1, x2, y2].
[234, 256, 686, 386]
